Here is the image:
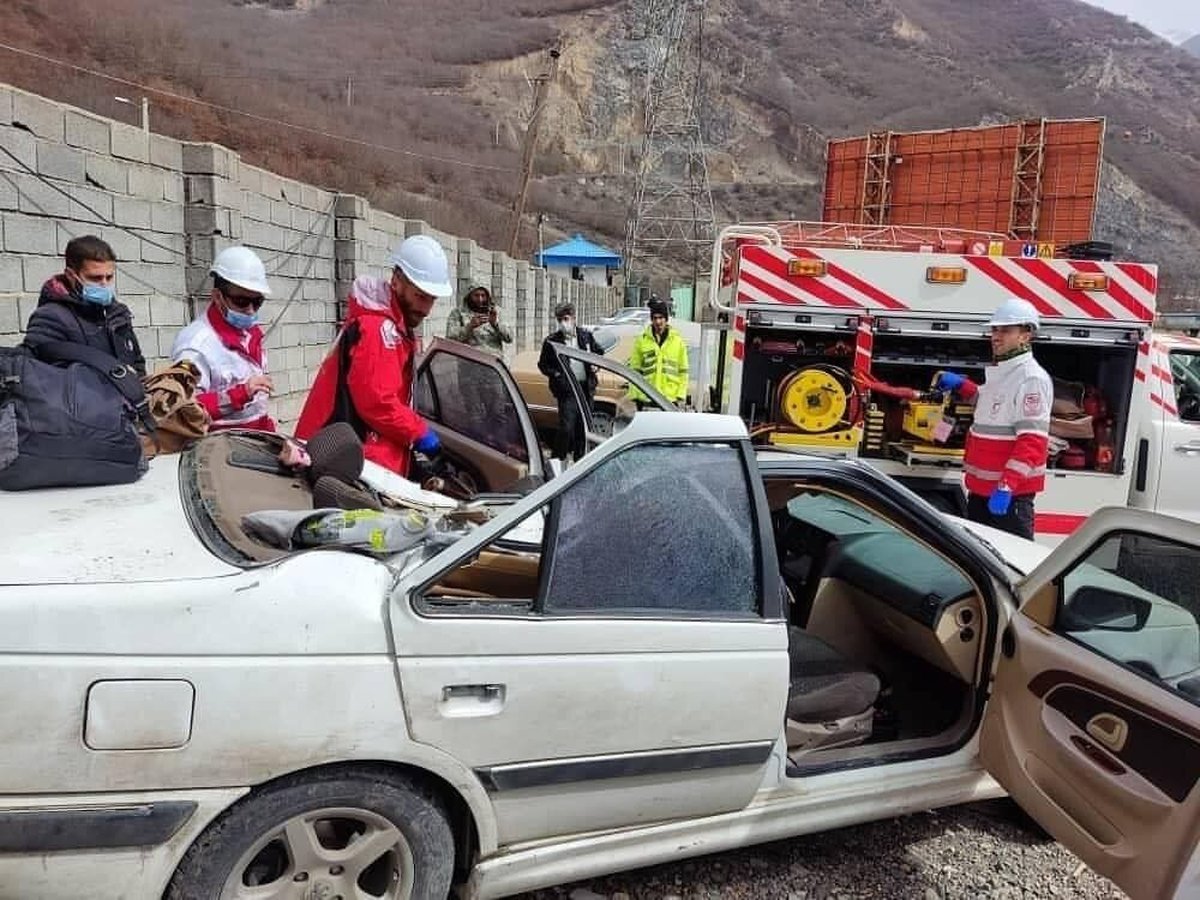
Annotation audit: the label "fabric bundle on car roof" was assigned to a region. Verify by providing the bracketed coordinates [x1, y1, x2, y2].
[241, 506, 459, 555]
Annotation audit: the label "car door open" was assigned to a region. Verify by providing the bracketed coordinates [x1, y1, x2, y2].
[414, 337, 545, 494]
[547, 341, 675, 452]
[980, 507, 1200, 900]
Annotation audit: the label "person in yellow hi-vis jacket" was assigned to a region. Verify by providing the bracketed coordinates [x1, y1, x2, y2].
[627, 297, 689, 408]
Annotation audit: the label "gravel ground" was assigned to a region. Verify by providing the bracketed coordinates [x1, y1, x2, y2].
[513, 800, 1126, 900]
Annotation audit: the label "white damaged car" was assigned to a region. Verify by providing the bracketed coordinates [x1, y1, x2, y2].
[1, 339, 1199, 900]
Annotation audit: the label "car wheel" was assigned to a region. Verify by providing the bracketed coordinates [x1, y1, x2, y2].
[165, 767, 454, 900]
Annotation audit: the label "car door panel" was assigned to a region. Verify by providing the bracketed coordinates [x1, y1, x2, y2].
[390, 422, 788, 847]
[429, 427, 528, 494]
[1151, 349, 1200, 522]
[549, 341, 675, 450]
[981, 508, 1200, 900]
[414, 338, 544, 491]
[392, 619, 786, 846]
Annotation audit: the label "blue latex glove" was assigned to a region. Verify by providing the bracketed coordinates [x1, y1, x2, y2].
[935, 371, 967, 393]
[987, 485, 1013, 517]
[413, 429, 441, 455]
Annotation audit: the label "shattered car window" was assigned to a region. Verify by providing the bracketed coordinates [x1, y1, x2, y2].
[416, 352, 528, 462]
[542, 443, 759, 615]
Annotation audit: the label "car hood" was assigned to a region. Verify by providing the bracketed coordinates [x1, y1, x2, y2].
[949, 516, 1052, 576]
[0, 456, 238, 585]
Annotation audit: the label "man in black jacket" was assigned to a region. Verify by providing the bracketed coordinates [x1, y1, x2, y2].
[23, 235, 145, 376]
[537, 301, 604, 461]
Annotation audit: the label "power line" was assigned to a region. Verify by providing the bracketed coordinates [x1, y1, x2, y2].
[0, 40, 518, 175]
[261, 201, 336, 340]
[0, 144, 344, 306]
[0, 143, 186, 261]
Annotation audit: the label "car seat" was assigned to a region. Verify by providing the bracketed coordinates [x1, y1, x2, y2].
[786, 626, 881, 752]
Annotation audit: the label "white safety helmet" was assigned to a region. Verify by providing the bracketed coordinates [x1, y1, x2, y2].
[210, 245, 272, 297]
[988, 297, 1040, 331]
[390, 235, 452, 298]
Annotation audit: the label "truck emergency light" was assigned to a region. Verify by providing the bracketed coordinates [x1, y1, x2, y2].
[787, 259, 827, 277]
[925, 266, 968, 284]
[1068, 272, 1109, 291]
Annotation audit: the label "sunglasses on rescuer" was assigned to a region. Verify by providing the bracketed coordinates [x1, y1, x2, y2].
[222, 287, 265, 311]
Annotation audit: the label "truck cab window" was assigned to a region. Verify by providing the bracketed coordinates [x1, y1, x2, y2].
[1169, 352, 1200, 423]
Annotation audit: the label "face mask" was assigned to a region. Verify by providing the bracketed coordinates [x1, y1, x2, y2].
[558, 317, 575, 334]
[80, 283, 114, 306]
[224, 308, 258, 331]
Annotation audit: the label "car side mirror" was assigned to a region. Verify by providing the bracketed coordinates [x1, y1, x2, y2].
[595, 331, 619, 353]
[1059, 585, 1153, 633]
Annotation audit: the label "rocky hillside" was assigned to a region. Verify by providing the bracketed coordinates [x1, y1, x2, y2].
[2, 0, 1199, 299]
[1185, 34, 1200, 57]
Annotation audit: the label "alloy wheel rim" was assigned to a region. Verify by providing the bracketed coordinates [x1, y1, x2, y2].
[220, 805, 415, 900]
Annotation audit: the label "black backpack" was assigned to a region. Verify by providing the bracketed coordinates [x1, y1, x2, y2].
[0, 341, 155, 491]
[326, 319, 368, 439]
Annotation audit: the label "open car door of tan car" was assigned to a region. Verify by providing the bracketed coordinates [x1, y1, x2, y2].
[414, 338, 545, 493]
[980, 507, 1200, 900]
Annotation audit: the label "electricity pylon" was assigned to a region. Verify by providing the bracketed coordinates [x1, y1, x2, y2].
[623, 0, 716, 293]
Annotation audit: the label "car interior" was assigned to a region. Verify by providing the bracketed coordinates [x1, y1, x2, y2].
[184, 430, 352, 564]
[763, 478, 986, 770]
[182, 429, 514, 565]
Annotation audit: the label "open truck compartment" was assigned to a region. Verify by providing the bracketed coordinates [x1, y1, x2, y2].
[738, 311, 1139, 481]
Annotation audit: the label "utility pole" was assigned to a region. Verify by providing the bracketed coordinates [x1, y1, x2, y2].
[623, 0, 715, 304]
[346, 76, 353, 108]
[114, 96, 149, 133]
[508, 45, 562, 259]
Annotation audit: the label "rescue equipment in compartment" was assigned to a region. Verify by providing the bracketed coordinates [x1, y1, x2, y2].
[768, 364, 863, 449]
[853, 371, 973, 460]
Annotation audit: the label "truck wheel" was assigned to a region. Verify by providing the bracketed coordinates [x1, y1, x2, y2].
[165, 767, 454, 900]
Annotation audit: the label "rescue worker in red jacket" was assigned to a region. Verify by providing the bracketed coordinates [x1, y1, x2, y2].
[935, 298, 1053, 540]
[295, 235, 451, 476]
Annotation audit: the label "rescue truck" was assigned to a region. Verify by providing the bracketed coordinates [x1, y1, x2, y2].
[701, 221, 1200, 543]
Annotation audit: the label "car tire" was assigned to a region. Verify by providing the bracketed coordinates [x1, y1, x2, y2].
[165, 766, 455, 900]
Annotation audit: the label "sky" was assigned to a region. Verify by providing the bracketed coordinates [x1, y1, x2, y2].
[1081, 0, 1200, 43]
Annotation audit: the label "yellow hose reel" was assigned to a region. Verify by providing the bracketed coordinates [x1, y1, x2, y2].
[778, 367, 850, 433]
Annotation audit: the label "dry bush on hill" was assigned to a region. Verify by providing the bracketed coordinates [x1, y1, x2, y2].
[1, 0, 1198, 288]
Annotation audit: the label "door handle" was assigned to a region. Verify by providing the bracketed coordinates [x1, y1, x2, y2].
[1086, 712, 1129, 753]
[442, 683, 505, 702]
[1070, 735, 1127, 776]
[1174, 442, 1200, 454]
[438, 683, 506, 719]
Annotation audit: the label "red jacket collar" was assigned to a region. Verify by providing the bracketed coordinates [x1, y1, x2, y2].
[347, 293, 415, 343]
[206, 302, 264, 363]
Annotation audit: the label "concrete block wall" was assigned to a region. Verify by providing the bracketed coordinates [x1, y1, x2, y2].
[220, 160, 338, 424]
[1, 91, 186, 369]
[1, 84, 620, 430]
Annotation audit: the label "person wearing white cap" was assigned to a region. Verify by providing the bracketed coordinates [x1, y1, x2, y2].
[935, 297, 1053, 539]
[296, 235, 453, 476]
[171, 245, 276, 432]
